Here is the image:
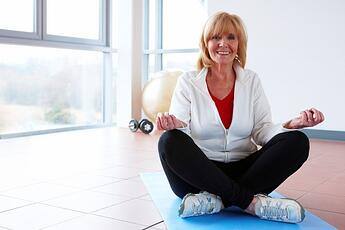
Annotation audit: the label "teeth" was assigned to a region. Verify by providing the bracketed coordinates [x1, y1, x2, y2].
[217, 51, 230, 55]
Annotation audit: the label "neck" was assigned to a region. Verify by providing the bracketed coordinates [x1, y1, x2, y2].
[209, 64, 235, 81]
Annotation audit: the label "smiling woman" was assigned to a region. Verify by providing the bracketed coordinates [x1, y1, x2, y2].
[156, 11, 324, 224]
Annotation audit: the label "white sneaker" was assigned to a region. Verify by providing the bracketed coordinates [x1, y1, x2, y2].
[178, 191, 224, 218]
[254, 194, 305, 223]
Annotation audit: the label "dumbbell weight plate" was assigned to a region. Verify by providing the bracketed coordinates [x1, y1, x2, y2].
[128, 119, 139, 132]
[139, 119, 154, 134]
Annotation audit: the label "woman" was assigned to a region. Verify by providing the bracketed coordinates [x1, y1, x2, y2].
[156, 11, 324, 223]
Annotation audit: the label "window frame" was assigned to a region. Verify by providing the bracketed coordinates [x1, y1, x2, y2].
[0, 0, 40, 40]
[43, 0, 107, 46]
[143, 0, 201, 81]
[0, 0, 109, 47]
[0, 0, 117, 139]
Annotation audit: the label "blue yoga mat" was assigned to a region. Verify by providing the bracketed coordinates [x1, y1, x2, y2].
[141, 172, 335, 230]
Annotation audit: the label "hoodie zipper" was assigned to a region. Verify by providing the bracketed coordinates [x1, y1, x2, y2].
[224, 128, 229, 151]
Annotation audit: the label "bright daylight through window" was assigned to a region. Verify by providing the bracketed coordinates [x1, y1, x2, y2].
[0, 0, 116, 137]
[144, 0, 206, 80]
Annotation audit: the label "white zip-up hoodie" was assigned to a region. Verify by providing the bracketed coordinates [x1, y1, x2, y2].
[169, 64, 291, 163]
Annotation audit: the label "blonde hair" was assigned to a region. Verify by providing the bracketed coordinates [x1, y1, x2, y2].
[197, 12, 247, 70]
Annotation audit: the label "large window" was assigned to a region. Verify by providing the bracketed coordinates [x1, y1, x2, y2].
[46, 0, 101, 40]
[0, 0, 35, 33]
[143, 0, 206, 80]
[0, 0, 118, 137]
[0, 44, 103, 134]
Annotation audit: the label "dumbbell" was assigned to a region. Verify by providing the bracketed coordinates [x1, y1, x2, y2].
[128, 118, 154, 134]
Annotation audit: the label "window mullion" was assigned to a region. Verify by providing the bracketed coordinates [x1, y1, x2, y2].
[105, 0, 111, 47]
[41, 0, 47, 40]
[155, 0, 162, 71]
[142, 0, 149, 82]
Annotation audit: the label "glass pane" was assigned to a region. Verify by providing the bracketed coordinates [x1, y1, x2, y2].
[112, 0, 118, 48]
[163, 0, 206, 49]
[0, 44, 103, 135]
[149, 0, 156, 50]
[0, 0, 35, 32]
[162, 52, 199, 71]
[148, 54, 155, 80]
[112, 53, 118, 123]
[47, 0, 101, 39]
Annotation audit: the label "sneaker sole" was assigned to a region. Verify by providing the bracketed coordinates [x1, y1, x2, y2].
[280, 197, 306, 223]
[178, 193, 194, 217]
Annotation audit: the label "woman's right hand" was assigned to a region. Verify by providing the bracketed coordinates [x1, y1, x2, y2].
[156, 112, 186, 131]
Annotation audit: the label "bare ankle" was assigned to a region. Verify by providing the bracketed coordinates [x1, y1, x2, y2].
[244, 196, 258, 216]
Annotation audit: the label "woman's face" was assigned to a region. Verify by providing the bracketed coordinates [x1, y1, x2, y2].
[207, 26, 238, 67]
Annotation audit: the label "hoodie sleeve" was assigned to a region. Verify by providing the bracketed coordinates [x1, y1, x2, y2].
[169, 72, 192, 135]
[251, 74, 293, 146]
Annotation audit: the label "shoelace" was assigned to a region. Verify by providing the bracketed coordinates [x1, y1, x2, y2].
[260, 200, 289, 221]
[192, 196, 215, 215]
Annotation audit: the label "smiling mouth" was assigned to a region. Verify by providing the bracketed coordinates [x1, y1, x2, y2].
[216, 51, 230, 55]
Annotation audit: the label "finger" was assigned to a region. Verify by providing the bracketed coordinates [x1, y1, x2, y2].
[160, 115, 169, 130]
[299, 111, 308, 127]
[304, 110, 313, 123]
[155, 113, 162, 130]
[165, 114, 175, 130]
[310, 108, 321, 123]
[320, 111, 325, 122]
[170, 115, 180, 128]
[156, 116, 163, 130]
[162, 112, 171, 130]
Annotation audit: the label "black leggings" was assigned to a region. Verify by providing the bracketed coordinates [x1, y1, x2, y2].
[158, 130, 309, 210]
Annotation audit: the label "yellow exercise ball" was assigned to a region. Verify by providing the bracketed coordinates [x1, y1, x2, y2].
[142, 70, 183, 122]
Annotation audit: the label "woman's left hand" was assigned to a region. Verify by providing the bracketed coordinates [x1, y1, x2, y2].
[284, 108, 325, 129]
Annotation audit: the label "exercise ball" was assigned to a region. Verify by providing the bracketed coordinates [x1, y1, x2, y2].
[142, 70, 183, 122]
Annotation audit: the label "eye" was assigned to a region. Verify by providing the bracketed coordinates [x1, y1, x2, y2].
[227, 34, 236, 40]
[211, 35, 221, 40]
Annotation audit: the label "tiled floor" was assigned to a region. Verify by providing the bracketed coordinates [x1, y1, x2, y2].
[0, 127, 344, 230]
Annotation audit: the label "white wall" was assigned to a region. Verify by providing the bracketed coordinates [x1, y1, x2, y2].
[207, 0, 345, 131]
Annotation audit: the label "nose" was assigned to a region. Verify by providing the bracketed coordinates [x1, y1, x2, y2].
[218, 38, 227, 47]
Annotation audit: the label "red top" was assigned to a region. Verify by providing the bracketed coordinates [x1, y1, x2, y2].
[208, 82, 235, 129]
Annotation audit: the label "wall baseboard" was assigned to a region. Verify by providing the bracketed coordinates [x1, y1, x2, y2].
[302, 129, 345, 142]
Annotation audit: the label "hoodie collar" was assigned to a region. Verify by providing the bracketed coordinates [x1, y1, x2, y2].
[190, 63, 245, 93]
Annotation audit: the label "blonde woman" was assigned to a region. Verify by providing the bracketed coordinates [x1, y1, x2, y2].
[156, 11, 324, 223]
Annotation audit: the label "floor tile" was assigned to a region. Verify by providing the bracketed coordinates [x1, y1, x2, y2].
[307, 161, 345, 173]
[43, 190, 132, 213]
[95, 199, 162, 226]
[329, 171, 345, 184]
[312, 181, 345, 197]
[0, 195, 32, 213]
[0, 203, 81, 230]
[150, 221, 166, 229]
[278, 175, 326, 192]
[91, 179, 148, 198]
[0, 128, 344, 229]
[0, 183, 80, 202]
[275, 188, 306, 200]
[129, 159, 163, 171]
[94, 166, 152, 179]
[138, 194, 152, 201]
[298, 192, 345, 213]
[51, 174, 122, 190]
[291, 165, 338, 182]
[42, 214, 145, 230]
[0, 174, 42, 192]
[308, 208, 345, 230]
